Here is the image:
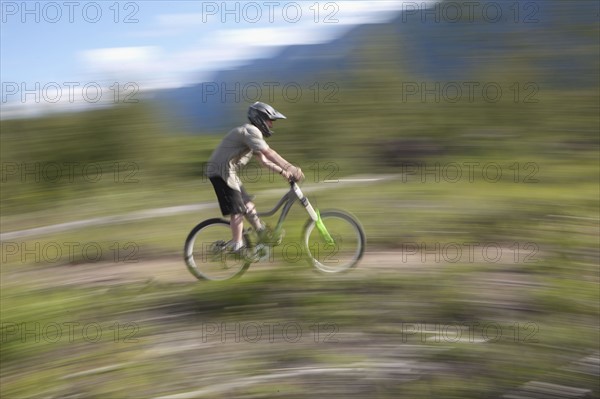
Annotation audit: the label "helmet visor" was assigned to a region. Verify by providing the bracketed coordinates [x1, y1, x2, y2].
[268, 110, 286, 120]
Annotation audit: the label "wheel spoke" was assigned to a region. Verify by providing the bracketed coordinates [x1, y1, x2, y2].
[184, 220, 250, 280]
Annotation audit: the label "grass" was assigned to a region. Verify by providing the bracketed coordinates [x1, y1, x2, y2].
[1, 112, 598, 397]
[4, 262, 597, 398]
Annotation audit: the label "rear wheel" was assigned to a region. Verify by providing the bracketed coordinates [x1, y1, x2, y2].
[302, 210, 365, 273]
[184, 218, 251, 281]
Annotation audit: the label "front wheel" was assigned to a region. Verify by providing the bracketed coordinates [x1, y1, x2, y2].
[302, 210, 365, 273]
[184, 218, 251, 281]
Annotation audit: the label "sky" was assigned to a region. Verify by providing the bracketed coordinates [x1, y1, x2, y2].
[0, 0, 435, 118]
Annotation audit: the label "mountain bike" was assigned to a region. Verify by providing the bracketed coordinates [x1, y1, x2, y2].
[184, 180, 365, 281]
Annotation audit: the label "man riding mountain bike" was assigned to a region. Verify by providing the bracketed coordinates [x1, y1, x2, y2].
[205, 101, 305, 254]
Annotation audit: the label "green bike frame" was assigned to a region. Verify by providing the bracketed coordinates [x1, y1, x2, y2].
[257, 181, 334, 244]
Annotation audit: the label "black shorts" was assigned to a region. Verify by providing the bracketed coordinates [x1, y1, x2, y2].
[209, 177, 252, 216]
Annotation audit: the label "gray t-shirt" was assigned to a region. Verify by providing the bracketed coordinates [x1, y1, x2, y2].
[206, 123, 269, 191]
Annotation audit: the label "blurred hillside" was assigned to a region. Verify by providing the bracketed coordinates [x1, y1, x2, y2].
[1, 0, 599, 217]
[159, 0, 599, 133]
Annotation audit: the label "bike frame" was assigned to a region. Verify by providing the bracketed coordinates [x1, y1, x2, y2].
[255, 181, 333, 243]
[255, 181, 299, 230]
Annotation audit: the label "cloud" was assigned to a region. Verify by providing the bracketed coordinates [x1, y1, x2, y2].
[82, 2, 441, 89]
[133, 13, 207, 38]
[214, 25, 336, 48]
[79, 46, 192, 89]
[80, 46, 161, 78]
[134, 1, 436, 38]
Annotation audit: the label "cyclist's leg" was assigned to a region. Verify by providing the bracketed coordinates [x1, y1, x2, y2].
[230, 213, 244, 244]
[239, 183, 264, 231]
[245, 202, 275, 245]
[228, 189, 249, 250]
[244, 201, 264, 231]
[209, 177, 247, 250]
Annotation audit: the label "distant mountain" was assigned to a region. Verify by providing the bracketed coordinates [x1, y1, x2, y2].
[157, 23, 374, 133]
[157, 0, 599, 134]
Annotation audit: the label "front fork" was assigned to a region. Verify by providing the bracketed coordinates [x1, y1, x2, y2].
[291, 182, 334, 244]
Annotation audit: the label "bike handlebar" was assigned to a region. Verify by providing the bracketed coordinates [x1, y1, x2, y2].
[288, 176, 305, 187]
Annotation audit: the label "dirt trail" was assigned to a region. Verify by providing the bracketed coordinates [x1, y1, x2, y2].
[0, 174, 399, 241]
[3, 251, 432, 289]
[4, 249, 596, 399]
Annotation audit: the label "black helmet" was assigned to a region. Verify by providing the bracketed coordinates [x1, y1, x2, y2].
[248, 101, 286, 137]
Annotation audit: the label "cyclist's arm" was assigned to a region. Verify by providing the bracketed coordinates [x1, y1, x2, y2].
[255, 150, 284, 174]
[260, 148, 294, 173]
[256, 148, 303, 180]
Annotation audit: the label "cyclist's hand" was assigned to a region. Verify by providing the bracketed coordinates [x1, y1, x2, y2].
[293, 167, 304, 182]
[281, 166, 303, 182]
